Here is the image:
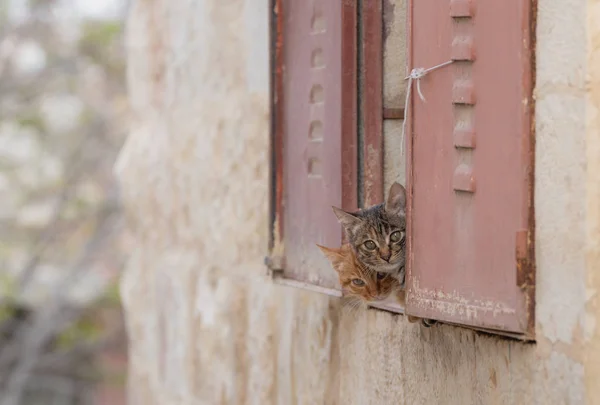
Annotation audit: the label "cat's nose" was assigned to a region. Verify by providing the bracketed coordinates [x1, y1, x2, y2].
[381, 249, 391, 262]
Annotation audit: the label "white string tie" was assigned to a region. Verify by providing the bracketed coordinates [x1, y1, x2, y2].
[401, 60, 454, 155]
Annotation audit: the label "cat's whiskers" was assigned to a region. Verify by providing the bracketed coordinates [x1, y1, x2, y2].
[341, 295, 364, 314]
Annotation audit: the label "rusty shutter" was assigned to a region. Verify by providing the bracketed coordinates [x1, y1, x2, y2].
[405, 0, 535, 337]
[268, 0, 358, 293]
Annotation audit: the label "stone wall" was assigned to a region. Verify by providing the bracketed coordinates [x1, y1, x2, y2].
[118, 0, 600, 404]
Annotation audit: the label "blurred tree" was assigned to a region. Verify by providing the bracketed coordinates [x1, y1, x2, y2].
[0, 0, 129, 404]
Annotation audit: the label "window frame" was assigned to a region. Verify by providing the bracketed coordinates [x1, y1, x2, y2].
[267, 0, 536, 341]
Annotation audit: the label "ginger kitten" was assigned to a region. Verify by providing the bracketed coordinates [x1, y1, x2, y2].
[317, 244, 398, 303]
[318, 243, 431, 325]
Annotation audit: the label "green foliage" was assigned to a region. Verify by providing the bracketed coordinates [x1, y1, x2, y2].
[79, 21, 125, 76]
[103, 281, 121, 307]
[103, 369, 127, 387]
[16, 113, 45, 133]
[55, 281, 122, 351]
[0, 275, 23, 324]
[56, 315, 103, 350]
[0, 272, 16, 301]
[81, 21, 122, 49]
[0, 303, 18, 325]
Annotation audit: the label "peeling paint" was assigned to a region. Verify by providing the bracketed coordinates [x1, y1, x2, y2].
[410, 278, 517, 318]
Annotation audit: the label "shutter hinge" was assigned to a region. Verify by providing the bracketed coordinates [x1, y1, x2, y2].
[264, 255, 284, 276]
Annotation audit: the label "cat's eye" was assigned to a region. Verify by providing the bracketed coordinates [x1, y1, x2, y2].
[363, 240, 377, 250]
[376, 272, 387, 280]
[351, 278, 365, 286]
[390, 231, 403, 242]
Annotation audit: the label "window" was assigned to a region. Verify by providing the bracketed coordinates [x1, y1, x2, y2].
[268, 0, 535, 340]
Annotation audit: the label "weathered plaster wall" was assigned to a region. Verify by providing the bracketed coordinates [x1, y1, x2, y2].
[585, 1, 600, 403]
[117, 0, 600, 404]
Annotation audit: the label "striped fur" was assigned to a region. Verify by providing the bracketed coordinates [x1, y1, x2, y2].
[332, 183, 407, 285]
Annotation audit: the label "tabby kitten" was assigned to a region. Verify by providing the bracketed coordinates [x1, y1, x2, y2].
[332, 182, 407, 284]
[317, 244, 399, 302]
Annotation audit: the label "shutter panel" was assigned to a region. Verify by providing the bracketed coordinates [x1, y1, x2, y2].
[269, 0, 357, 293]
[406, 0, 535, 337]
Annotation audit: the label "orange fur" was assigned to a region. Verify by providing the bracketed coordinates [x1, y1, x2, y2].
[318, 244, 433, 325]
[317, 244, 399, 302]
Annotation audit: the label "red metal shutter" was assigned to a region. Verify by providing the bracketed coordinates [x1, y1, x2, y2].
[406, 0, 535, 337]
[269, 0, 357, 293]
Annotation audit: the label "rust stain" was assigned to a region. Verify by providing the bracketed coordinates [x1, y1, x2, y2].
[524, 0, 538, 340]
[270, 0, 285, 254]
[363, 144, 382, 206]
[268, 0, 285, 273]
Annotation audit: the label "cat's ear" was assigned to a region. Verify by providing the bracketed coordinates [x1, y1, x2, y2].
[316, 244, 342, 269]
[317, 244, 336, 257]
[385, 182, 406, 215]
[332, 206, 362, 230]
